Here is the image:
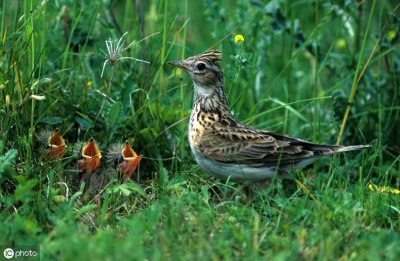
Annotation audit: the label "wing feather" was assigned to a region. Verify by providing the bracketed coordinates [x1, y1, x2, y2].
[197, 122, 337, 165]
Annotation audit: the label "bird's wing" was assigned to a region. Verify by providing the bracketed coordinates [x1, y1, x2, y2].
[198, 122, 336, 165]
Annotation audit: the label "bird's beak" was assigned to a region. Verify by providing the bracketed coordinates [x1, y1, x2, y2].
[167, 60, 191, 72]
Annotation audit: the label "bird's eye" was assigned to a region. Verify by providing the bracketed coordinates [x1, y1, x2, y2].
[196, 62, 206, 71]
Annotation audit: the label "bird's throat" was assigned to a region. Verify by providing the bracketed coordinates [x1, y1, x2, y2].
[193, 84, 230, 113]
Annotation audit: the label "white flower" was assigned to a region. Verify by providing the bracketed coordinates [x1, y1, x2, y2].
[100, 32, 158, 78]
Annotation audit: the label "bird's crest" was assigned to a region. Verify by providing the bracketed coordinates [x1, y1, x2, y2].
[195, 50, 222, 65]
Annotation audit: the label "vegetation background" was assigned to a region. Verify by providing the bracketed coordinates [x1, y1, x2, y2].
[0, 0, 399, 260]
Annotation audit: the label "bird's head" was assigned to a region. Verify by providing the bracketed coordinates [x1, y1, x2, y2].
[167, 50, 224, 90]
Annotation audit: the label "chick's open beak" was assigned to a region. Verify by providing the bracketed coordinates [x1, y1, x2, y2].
[167, 60, 191, 72]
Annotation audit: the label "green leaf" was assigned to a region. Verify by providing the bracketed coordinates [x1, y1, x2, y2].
[105, 101, 122, 132]
[38, 77, 52, 85]
[123, 182, 145, 196]
[160, 167, 169, 187]
[39, 116, 63, 125]
[0, 149, 17, 174]
[269, 98, 308, 122]
[75, 116, 94, 129]
[120, 186, 132, 196]
[106, 182, 144, 197]
[13, 179, 38, 201]
[139, 128, 157, 140]
[73, 204, 98, 219]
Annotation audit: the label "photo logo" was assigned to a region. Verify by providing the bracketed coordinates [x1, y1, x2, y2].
[2, 247, 38, 260]
[3, 248, 14, 259]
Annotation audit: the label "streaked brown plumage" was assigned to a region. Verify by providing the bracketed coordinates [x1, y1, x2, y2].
[168, 50, 369, 182]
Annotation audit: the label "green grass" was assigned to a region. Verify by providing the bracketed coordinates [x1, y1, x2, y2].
[1, 0, 400, 260]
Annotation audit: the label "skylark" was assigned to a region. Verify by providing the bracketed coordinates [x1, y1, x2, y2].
[168, 50, 369, 182]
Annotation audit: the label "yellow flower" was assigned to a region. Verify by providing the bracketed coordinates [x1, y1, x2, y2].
[234, 34, 245, 43]
[87, 81, 93, 87]
[387, 30, 397, 41]
[336, 38, 346, 49]
[368, 183, 400, 195]
[175, 68, 182, 77]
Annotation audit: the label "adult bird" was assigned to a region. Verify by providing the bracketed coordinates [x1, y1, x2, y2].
[168, 50, 369, 182]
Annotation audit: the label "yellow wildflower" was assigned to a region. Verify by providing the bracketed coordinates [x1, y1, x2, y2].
[234, 34, 245, 44]
[87, 81, 93, 87]
[368, 183, 400, 195]
[175, 68, 182, 77]
[387, 30, 397, 41]
[336, 38, 346, 49]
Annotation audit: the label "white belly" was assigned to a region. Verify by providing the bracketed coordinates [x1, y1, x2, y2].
[191, 147, 278, 182]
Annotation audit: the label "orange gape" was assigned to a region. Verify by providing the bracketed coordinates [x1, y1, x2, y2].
[78, 138, 102, 182]
[119, 141, 142, 182]
[46, 129, 66, 159]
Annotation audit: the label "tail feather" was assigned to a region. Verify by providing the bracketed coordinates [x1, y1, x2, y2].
[333, 144, 371, 153]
